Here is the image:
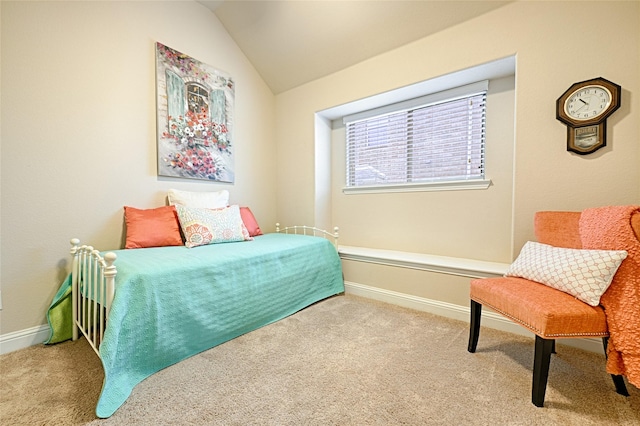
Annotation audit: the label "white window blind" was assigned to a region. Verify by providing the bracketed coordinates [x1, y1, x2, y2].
[344, 81, 488, 191]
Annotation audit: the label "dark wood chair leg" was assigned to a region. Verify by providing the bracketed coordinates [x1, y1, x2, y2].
[611, 375, 630, 396]
[602, 337, 630, 396]
[468, 300, 482, 353]
[532, 336, 554, 407]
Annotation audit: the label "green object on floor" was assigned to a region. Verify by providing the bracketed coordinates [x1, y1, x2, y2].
[45, 275, 73, 345]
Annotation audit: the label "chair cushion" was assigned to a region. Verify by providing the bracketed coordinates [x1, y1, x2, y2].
[470, 276, 608, 339]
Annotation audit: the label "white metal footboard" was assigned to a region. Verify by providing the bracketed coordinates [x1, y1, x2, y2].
[276, 224, 339, 249]
[70, 238, 117, 356]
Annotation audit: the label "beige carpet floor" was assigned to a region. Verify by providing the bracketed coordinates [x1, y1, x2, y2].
[1, 294, 639, 425]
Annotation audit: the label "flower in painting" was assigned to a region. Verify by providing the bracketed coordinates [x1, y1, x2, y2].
[156, 43, 225, 87]
[162, 109, 231, 180]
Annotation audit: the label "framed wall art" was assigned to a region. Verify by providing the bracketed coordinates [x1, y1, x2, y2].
[156, 42, 234, 182]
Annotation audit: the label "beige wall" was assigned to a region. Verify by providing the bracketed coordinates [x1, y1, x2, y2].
[276, 2, 639, 303]
[0, 1, 276, 334]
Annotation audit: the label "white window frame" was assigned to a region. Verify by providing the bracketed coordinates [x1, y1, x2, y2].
[342, 81, 491, 194]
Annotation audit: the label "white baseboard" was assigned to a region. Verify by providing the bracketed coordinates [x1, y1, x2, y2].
[0, 324, 50, 355]
[344, 281, 605, 354]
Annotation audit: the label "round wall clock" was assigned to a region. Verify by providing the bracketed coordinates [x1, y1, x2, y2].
[556, 77, 621, 155]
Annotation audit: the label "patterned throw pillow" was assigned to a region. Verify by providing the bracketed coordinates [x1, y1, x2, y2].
[505, 241, 628, 306]
[175, 204, 252, 248]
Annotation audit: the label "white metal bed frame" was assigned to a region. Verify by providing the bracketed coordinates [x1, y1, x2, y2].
[69, 225, 339, 356]
[70, 238, 117, 355]
[275, 224, 339, 248]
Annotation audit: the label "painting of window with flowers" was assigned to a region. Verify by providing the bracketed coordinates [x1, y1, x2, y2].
[156, 42, 234, 182]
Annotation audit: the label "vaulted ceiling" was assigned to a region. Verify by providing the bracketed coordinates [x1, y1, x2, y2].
[198, 1, 512, 94]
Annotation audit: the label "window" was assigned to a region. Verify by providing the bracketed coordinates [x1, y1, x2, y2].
[187, 83, 210, 113]
[343, 81, 489, 193]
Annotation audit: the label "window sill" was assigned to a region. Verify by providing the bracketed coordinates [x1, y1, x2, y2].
[342, 179, 491, 194]
[338, 245, 509, 279]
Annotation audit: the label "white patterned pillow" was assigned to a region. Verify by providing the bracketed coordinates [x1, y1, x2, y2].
[175, 204, 252, 248]
[505, 241, 627, 306]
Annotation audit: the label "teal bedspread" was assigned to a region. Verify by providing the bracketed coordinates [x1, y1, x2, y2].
[46, 233, 344, 418]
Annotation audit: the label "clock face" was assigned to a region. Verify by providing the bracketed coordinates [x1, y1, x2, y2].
[564, 85, 612, 121]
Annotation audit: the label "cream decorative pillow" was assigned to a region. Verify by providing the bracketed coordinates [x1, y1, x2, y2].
[167, 189, 229, 209]
[505, 241, 628, 306]
[175, 204, 252, 248]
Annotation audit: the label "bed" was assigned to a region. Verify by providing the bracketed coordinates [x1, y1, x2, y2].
[45, 191, 344, 418]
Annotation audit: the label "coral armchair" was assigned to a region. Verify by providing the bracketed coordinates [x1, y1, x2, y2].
[468, 206, 640, 407]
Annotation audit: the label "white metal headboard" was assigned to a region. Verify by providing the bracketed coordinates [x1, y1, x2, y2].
[275, 224, 339, 249]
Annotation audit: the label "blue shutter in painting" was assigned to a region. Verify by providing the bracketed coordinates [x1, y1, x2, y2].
[166, 70, 185, 124]
[209, 89, 226, 125]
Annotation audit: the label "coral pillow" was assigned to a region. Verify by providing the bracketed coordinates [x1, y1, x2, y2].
[124, 206, 183, 249]
[240, 207, 263, 237]
[167, 189, 229, 209]
[175, 204, 252, 248]
[505, 241, 628, 306]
